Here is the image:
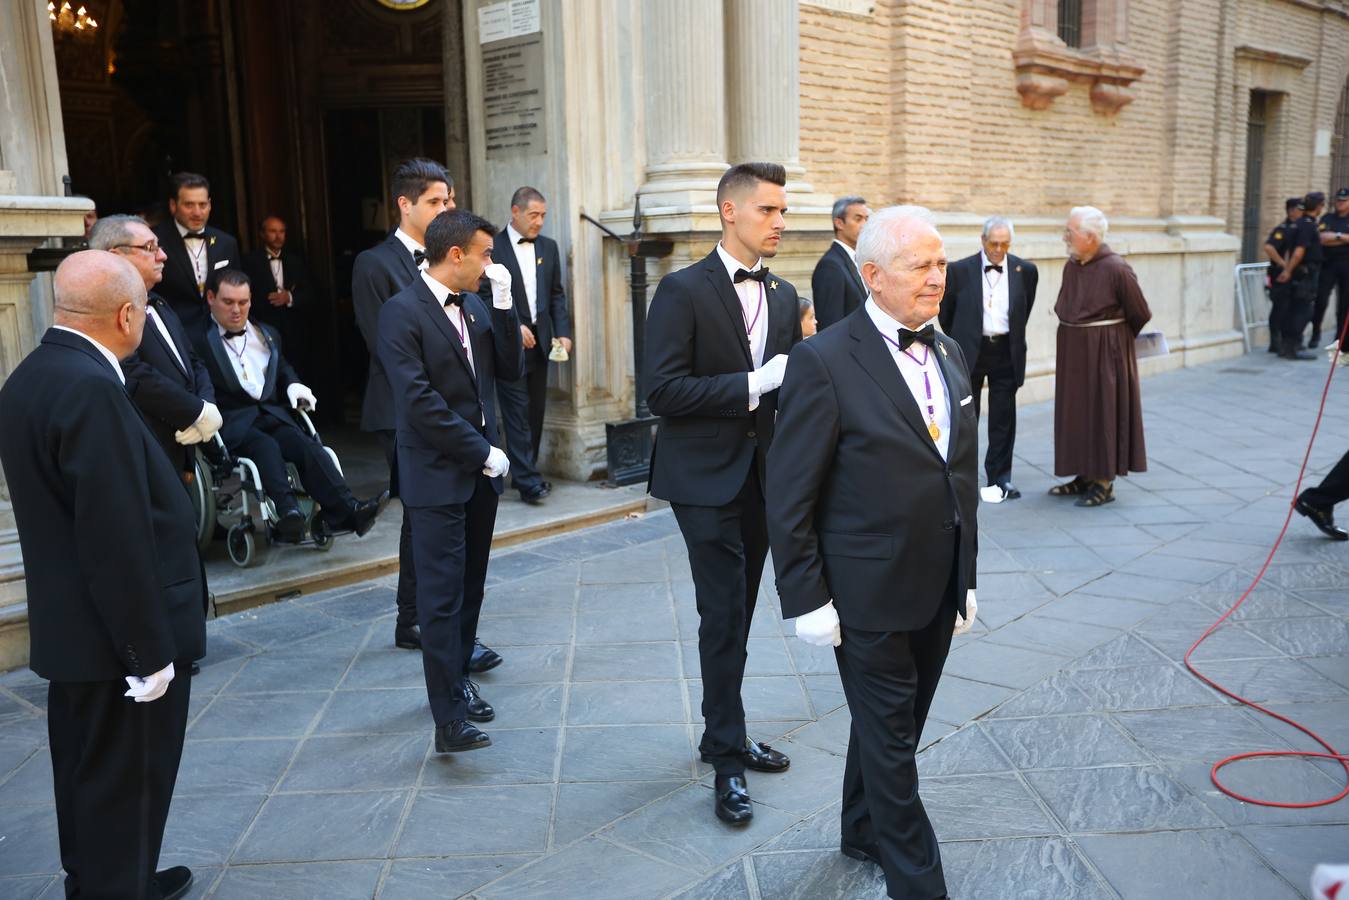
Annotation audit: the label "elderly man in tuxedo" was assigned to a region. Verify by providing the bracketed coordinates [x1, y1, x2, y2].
[767, 206, 979, 900]
[0, 251, 205, 900]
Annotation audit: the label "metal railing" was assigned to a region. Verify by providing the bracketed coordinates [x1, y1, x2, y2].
[1233, 262, 1271, 353]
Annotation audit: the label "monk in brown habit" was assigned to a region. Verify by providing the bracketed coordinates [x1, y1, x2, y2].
[1050, 206, 1151, 507]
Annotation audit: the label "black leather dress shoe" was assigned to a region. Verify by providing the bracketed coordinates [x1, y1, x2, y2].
[1295, 496, 1349, 540]
[468, 639, 503, 673]
[714, 774, 753, 824]
[434, 719, 491, 752]
[394, 623, 422, 650]
[520, 486, 549, 505]
[155, 866, 193, 900]
[350, 490, 390, 537]
[464, 679, 495, 722]
[275, 506, 305, 542]
[741, 738, 790, 772]
[840, 841, 882, 867]
[996, 482, 1022, 500]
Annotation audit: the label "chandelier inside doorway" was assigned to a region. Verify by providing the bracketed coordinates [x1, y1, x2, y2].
[48, 1, 99, 33]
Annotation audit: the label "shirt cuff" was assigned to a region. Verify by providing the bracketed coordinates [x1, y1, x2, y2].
[747, 371, 760, 412]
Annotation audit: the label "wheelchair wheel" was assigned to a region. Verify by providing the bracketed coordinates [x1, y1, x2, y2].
[311, 517, 334, 552]
[227, 523, 255, 567]
[190, 449, 217, 554]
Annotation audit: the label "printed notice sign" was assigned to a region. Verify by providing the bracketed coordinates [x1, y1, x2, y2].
[478, 0, 539, 44]
[482, 32, 546, 157]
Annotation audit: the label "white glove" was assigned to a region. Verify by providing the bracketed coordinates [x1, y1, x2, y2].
[196, 401, 223, 441]
[795, 600, 842, 648]
[173, 424, 204, 445]
[482, 445, 510, 478]
[286, 382, 317, 411]
[124, 661, 175, 703]
[954, 589, 977, 635]
[756, 353, 790, 394]
[484, 263, 513, 310]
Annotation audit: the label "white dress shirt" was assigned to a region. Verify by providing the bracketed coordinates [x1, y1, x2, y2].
[980, 250, 1011, 337]
[268, 252, 285, 289]
[865, 298, 951, 460]
[833, 238, 864, 286]
[394, 228, 428, 272]
[715, 242, 772, 411]
[52, 325, 126, 385]
[215, 318, 271, 401]
[146, 304, 187, 373]
[506, 223, 538, 323]
[421, 271, 486, 425]
[176, 220, 208, 290]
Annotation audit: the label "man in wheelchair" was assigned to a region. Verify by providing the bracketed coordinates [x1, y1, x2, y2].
[194, 268, 387, 542]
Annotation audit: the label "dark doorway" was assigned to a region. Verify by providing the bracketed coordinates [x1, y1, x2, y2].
[1242, 91, 1269, 264]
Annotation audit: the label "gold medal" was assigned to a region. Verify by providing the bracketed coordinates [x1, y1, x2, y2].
[928, 422, 941, 440]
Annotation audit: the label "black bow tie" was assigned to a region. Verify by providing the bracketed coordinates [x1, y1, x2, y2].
[223, 329, 246, 339]
[984, 263, 1003, 273]
[268, 254, 282, 261]
[413, 249, 426, 266]
[444, 294, 464, 308]
[184, 231, 206, 240]
[733, 267, 769, 284]
[896, 324, 936, 350]
[516, 236, 535, 245]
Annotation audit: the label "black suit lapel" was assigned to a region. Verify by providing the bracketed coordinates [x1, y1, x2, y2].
[496, 231, 529, 322]
[835, 242, 867, 297]
[257, 324, 281, 400]
[163, 228, 198, 295]
[847, 312, 944, 461]
[932, 335, 965, 456]
[145, 303, 188, 378]
[703, 253, 753, 367]
[417, 281, 480, 394]
[1006, 255, 1026, 331]
[205, 327, 247, 396]
[388, 234, 419, 283]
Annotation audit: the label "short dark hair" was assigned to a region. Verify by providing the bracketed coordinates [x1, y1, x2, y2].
[169, 172, 210, 202]
[258, 213, 286, 230]
[510, 186, 546, 209]
[798, 296, 814, 315]
[1304, 191, 1326, 210]
[1287, 197, 1304, 213]
[716, 162, 787, 206]
[424, 209, 496, 265]
[208, 267, 251, 295]
[391, 158, 450, 205]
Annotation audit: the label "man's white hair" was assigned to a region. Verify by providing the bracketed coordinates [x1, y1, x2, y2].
[856, 205, 937, 271]
[1069, 206, 1108, 240]
[982, 215, 1015, 241]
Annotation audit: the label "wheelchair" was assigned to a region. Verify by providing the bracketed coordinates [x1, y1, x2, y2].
[188, 408, 347, 567]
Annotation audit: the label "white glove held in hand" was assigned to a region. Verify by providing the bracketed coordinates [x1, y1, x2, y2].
[796, 600, 842, 648]
[484, 263, 514, 310]
[482, 446, 510, 478]
[124, 661, 175, 703]
[756, 353, 790, 394]
[196, 401, 223, 441]
[953, 589, 977, 635]
[287, 383, 317, 411]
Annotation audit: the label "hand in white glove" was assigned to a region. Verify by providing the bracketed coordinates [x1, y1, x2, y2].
[953, 589, 977, 636]
[795, 600, 842, 648]
[173, 424, 204, 445]
[482, 445, 511, 478]
[484, 263, 513, 310]
[196, 401, 223, 441]
[124, 661, 175, 703]
[757, 353, 790, 394]
[286, 382, 317, 411]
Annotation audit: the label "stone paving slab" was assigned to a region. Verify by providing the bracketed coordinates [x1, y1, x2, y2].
[2, 350, 1349, 899]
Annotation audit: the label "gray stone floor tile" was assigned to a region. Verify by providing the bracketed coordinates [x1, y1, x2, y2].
[478, 836, 696, 899]
[975, 572, 1060, 602]
[1066, 633, 1171, 669]
[0, 749, 51, 806]
[1076, 830, 1304, 900]
[706, 740, 840, 816]
[923, 773, 1058, 840]
[1034, 594, 1165, 630]
[302, 586, 396, 622]
[1074, 571, 1189, 603]
[211, 860, 385, 899]
[784, 639, 840, 676]
[925, 674, 1017, 725]
[964, 593, 1056, 630]
[751, 848, 888, 899]
[1135, 618, 1285, 662]
[159, 793, 265, 867]
[420, 727, 560, 787]
[188, 691, 329, 739]
[483, 573, 578, 614]
[702, 676, 812, 722]
[567, 680, 688, 725]
[1068, 663, 1222, 711]
[800, 673, 847, 718]
[939, 836, 1114, 900]
[338, 649, 425, 691]
[982, 714, 1149, 770]
[760, 801, 842, 853]
[1259, 700, 1349, 750]
[982, 615, 1122, 659]
[1164, 758, 1349, 827]
[0, 802, 60, 876]
[486, 549, 576, 581]
[1296, 588, 1349, 617]
[1118, 552, 1231, 584]
[233, 790, 407, 862]
[476, 611, 576, 647]
[560, 725, 694, 782]
[782, 707, 851, 756]
[379, 855, 538, 900]
[1239, 824, 1349, 896]
[575, 607, 677, 643]
[580, 554, 670, 586]
[1301, 655, 1349, 691]
[472, 643, 570, 684]
[314, 687, 430, 735]
[1033, 568, 1115, 598]
[1241, 616, 1349, 657]
[223, 649, 356, 694]
[1112, 704, 1295, 762]
[680, 637, 795, 678]
[473, 682, 565, 729]
[397, 785, 553, 856]
[1259, 562, 1349, 591]
[279, 732, 427, 792]
[0, 875, 57, 900]
[216, 604, 349, 649]
[576, 581, 671, 614]
[942, 641, 1069, 690]
[571, 642, 683, 682]
[1009, 545, 1114, 572]
[173, 739, 297, 796]
[551, 780, 685, 845]
[668, 860, 752, 899]
[1025, 764, 1224, 832]
[917, 723, 1012, 776]
[1190, 658, 1349, 704]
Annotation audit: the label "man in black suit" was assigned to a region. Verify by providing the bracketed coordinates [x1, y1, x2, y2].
[241, 214, 313, 375]
[0, 251, 204, 900]
[479, 186, 573, 505]
[151, 172, 241, 334]
[811, 195, 871, 330]
[939, 215, 1039, 501]
[89, 214, 223, 475]
[194, 269, 387, 542]
[644, 162, 802, 825]
[376, 209, 524, 753]
[767, 206, 979, 900]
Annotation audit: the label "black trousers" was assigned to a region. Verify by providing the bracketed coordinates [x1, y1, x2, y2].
[378, 430, 417, 628]
[1269, 279, 1292, 344]
[233, 413, 352, 523]
[835, 569, 957, 900]
[497, 341, 549, 496]
[49, 667, 192, 900]
[1285, 265, 1320, 340]
[1313, 258, 1349, 343]
[970, 335, 1018, 487]
[670, 464, 768, 775]
[1301, 448, 1349, 511]
[406, 475, 498, 726]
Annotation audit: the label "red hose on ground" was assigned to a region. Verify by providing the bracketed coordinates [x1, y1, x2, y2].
[1183, 310, 1349, 808]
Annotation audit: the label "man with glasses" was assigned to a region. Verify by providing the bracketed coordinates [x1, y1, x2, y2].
[90, 214, 223, 476]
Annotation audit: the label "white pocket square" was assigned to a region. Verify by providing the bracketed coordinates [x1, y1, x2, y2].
[213, 259, 230, 270]
[960, 395, 973, 407]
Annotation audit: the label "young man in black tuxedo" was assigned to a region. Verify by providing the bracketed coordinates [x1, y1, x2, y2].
[376, 210, 524, 753]
[151, 172, 241, 334]
[644, 162, 802, 825]
[479, 186, 573, 505]
[939, 215, 1039, 502]
[241, 214, 313, 374]
[767, 206, 979, 900]
[0, 252, 205, 900]
[810, 195, 870, 329]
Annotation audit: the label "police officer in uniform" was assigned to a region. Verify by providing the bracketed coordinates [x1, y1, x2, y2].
[1263, 197, 1303, 354]
[1313, 187, 1349, 349]
[1282, 192, 1324, 360]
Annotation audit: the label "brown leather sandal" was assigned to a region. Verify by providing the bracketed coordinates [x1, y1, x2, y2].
[1075, 482, 1115, 507]
[1049, 477, 1089, 496]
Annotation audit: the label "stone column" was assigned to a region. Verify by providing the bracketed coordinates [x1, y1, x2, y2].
[637, 0, 729, 206]
[723, 0, 807, 188]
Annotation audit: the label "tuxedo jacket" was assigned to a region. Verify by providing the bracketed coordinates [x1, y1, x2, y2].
[766, 307, 979, 632]
[939, 253, 1039, 386]
[811, 240, 869, 330]
[190, 319, 301, 449]
[240, 247, 312, 330]
[151, 221, 241, 334]
[644, 249, 803, 507]
[477, 229, 572, 357]
[0, 329, 206, 681]
[353, 234, 419, 432]
[122, 292, 216, 473]
[377, 277, 524, 506]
